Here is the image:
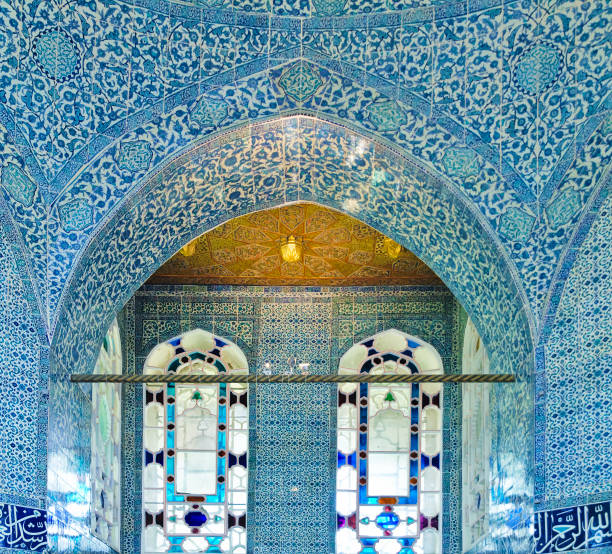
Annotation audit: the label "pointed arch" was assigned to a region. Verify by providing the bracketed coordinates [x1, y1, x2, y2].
[141, 329, 249, 554]
[336, 329, 443, 554]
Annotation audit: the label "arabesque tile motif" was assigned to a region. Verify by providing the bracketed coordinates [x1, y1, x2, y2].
[0, 0, 609, 551]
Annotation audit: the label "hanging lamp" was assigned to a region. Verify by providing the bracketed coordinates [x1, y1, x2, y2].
[280, 235, 303, 262]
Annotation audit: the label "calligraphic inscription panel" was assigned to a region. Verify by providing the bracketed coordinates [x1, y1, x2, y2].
[0, 504, 47, 551]
[535, 501, 612, 553]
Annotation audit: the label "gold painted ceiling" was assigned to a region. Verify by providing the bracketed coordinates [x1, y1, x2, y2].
[147, 203, 444, 286]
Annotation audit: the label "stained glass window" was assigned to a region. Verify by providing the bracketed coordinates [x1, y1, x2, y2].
[142, 329, 249, 554]
[91, 318, 122, 550]
[336, 329, 443, 554]
[461, 319, 490, 551]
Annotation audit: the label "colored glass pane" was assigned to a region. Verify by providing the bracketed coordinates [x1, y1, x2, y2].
[142, 329, 249, 553]
[336, 330, 443, 554]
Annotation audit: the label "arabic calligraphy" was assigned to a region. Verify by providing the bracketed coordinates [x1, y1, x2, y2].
[536, 501, 612, 553]
[0, 503, 47, 552]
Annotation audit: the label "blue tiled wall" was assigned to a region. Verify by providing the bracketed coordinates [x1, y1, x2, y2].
[0, 207, 48, 552]
[540, 194, 612, 506]
[0, 223, 45, 508]
[122, 285, 463, 553]
[0, 0, 609, 550]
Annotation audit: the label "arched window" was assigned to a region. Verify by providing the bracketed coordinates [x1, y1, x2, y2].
[91, 318, 122, 550]
[461, 319, 490, 551]
[141, 329, 249, 554]
[336, 329, 443, 554]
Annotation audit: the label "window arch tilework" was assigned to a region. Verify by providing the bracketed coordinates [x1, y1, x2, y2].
[461, 318, 490, 552]
[120, 287, 462, 553]
[142, 329, 249, 554]
[91, 318, 122, 550]
[336, 329, 443, 554]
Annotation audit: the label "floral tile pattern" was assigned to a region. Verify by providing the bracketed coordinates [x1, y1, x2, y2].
[0, 0, 609, 551]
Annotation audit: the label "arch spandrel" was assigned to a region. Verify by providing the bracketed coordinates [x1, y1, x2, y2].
[49, 114, 535, 551]
[47, 61, 529, 325]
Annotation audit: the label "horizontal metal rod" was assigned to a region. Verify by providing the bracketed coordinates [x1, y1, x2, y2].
[71, 373, 515, 384]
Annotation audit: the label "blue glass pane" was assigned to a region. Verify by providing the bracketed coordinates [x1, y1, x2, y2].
[409, 485, 418, 503]
[185, 511, 208, 527]
[375, 511, 399, 531]
[218, 455, 226, 475]
[218, 431, 226, 450]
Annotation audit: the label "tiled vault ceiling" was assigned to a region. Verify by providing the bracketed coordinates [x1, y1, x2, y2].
[148, 203, 443, 286]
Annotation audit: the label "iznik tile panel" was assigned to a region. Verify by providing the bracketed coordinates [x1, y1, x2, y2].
[0, 503, 47, 552]
[535, 501, 612, 553]
[0, 223, 45, 506]
[543, 195, 612, 502]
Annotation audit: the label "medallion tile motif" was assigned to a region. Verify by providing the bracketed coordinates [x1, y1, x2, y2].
[116, 141, 153, 173]
[32, 28, 80, 82]
[278, 62, 324, 102]
[366, 100, 408, 132]
[545, 189, 581, 231]
[513, 42, 563, 96]
[499, 207, 536, 243]
[1, 164, 37, 207]
[191, 96, 229, 128]
[441, 147, 481, 179]
[59, 199, 93, 232]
